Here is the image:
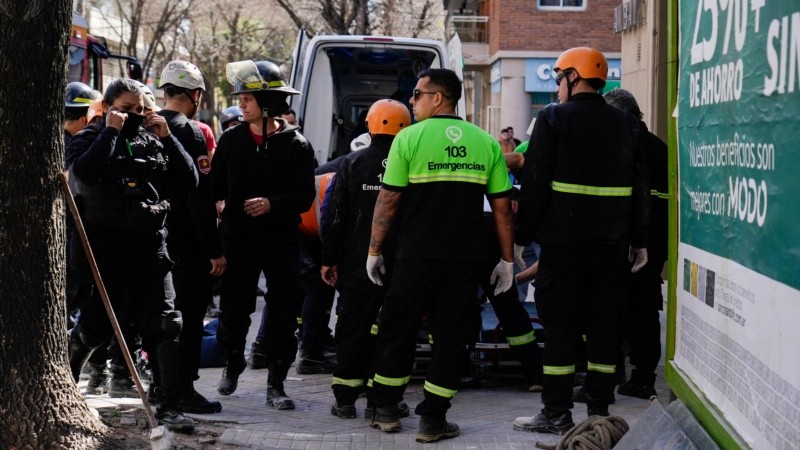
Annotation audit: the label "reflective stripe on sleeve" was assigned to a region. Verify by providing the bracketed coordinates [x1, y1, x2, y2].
[424, 381, 458, 398]
[587, 362, 616, 374]
[373, 373, 411, 387]
[552, 181, 632, 197]
[507, 331, 536, 346]
[543, 365, 576, 376]
[370, 324, 379, 336]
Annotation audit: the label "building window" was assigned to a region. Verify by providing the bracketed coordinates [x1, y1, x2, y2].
[538, 0, 586, 11]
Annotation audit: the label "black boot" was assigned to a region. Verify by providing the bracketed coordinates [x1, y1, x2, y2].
[513, 409, 574, 435]
[108, 366, 140, 399]
[177, 381, 222, 414]
[296, 348, 336, 375]
[416, 415, 460, 443]
[155, 392, 196, 434]
[217, 351, 246, 396]
[266, 361, 295, 410]
[367, 403, 402, 432]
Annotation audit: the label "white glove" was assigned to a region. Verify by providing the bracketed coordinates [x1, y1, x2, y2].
[366, 253, 386, 286]
[629, 247, 648, 273]
[513, 244, 527, 270]
[490, 259, 514, 295]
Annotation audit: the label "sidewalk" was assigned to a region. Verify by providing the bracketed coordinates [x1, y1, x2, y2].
[86, 290, 669, 449]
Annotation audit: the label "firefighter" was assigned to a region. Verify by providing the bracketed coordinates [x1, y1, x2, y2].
[219, 106, 243, 132]
[512, 47, 650, 435]
[66, 78, 199, 432]
[64, 82, 100, 147]
[603, 88, 668, 401]
[210, 60, 315, 410]
[320, 99, 412, 419]
[366, 69, 515, 443]
[157, 60, 225, 414]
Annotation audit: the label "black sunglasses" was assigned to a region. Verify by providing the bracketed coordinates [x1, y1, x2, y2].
[412, 89, 439, 100]
[555, 70, 573, 86]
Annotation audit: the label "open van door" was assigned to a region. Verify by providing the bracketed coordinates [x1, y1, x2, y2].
[288, 28, 309, 112]
[294, 35, 455, 165]
[448, 33, 467, 119]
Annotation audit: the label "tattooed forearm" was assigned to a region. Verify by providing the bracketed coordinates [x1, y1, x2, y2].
[369, 190, 402, 253]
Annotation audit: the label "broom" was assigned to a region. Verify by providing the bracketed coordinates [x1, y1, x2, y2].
[58, 172, 173, 450]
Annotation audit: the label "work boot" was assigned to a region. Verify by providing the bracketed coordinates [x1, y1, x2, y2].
[365, 401, 409, 421]
[330, 401, 356, 419]
[249, 341, 267, 370]
[573, 386, 615, 404]
[177, 382, 222, 414]
[217, 351, 246, 396]
[266, 361, 295, 410]
[513, 409, 575, 435]
[108, 373, 139, 399]
[295, 349, 336, 375]
[415, 415, 460, 443]
[368, 404, 402, 432]
[85, 362, 109, 395]
[617, 380, 657, 399]
[587, 405, 610, 417]
[155, 402, 196, 433]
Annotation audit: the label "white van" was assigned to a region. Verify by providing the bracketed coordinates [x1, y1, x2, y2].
[289, 32, 464, 165]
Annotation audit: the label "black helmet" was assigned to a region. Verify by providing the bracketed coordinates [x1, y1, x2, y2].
[227, 60, 300, 96]
[220, 106, 243, 129]
[65, 82, 99, 108]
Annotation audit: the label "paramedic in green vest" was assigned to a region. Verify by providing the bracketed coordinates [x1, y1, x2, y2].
[365, 68, 515, 443]
[512, 47, 650, 435]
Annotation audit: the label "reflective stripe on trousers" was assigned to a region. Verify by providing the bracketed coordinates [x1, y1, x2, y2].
[373, 373, 410, 387]
[424, 381, 458, 399]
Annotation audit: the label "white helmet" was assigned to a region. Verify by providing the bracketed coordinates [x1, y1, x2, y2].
[159, 60, 205, 91]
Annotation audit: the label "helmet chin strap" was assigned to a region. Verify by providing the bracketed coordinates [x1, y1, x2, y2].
[260, 107, 269, 153]
[184, 90, 199, 119]
[567, 76, 580, 101]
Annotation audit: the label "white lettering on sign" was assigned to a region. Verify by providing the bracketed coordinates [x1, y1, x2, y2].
[764, 11, 800, 96]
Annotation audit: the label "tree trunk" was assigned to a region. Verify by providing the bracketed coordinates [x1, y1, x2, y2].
[0, 1, 109, 447]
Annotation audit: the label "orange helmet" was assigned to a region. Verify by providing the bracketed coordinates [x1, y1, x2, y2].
[365, 99, 411, 136]
[554, 47, 608, 85]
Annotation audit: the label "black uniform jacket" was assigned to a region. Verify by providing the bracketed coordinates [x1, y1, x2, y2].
[158, 109, 222, 259]
[65, 124, 197, 200]
[210, 120, 316, 240]
[320, 134, 397, 290]
[516, 92, 650, 249]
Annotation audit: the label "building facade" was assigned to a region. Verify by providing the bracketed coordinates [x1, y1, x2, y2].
[445, 0, 622, 140]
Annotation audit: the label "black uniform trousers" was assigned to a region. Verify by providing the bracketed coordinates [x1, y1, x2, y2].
[217, 232, 303, 365]
[478, 217, 543, 384]
[298, 238, 335, 351]
[370, 258, 481, 420]
[332, 285, 384, 404]
[535, 244, 630, 413]
[169, 232, 215, 384]
[75, 227, 180, 392]
[624, 259, 664, 387]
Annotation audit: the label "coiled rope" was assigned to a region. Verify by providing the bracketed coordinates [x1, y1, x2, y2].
[536, 416, 630, 450]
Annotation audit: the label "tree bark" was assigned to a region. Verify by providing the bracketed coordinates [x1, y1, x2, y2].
[0, 0, 109, 447]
